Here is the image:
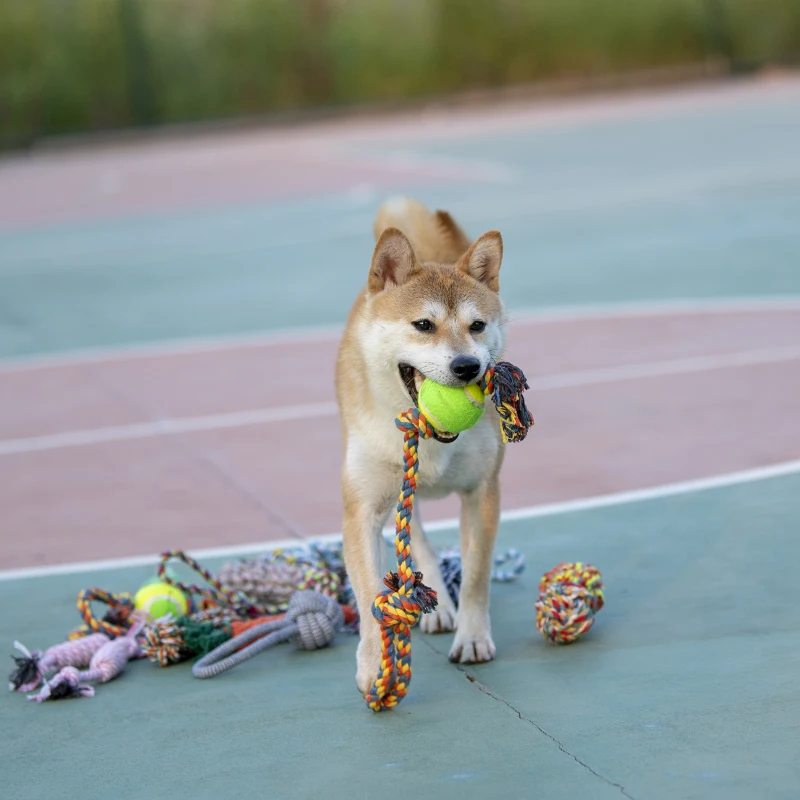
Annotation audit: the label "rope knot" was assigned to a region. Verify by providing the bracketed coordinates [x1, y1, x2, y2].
[141, 620, 189, 667]
[370, 572, 437, 631]
[284, 591, 343, 651]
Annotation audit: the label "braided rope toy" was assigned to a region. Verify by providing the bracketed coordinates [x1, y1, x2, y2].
[192, 591, 343, 679]
[137, 544, 356, 667]
[535, 562, 604, 644]
[140, 603, 358, 668]
[365, 361, 533, 712]
[67, 588, 135, 640]
[29, 624, 144, 702]
[158, 549, 260, 618]
[140, 615, 233, 668]
[216, 546, 344, 616]
[8, 635, 110, 693]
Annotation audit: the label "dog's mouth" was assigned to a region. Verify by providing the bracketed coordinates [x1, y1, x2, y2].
[398, 363, 459, 443]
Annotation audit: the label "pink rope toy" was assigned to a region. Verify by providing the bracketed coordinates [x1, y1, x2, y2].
[28, 623, 144, 702]
[9, 634, 110, 693]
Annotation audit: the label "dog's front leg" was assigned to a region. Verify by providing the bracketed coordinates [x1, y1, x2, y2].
[410, 515, 458, 634]
[449, 475, 501, 663]
[341, 471, 394, 695]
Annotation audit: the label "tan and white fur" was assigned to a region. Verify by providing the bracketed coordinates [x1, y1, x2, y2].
[336, 196, 508, 694]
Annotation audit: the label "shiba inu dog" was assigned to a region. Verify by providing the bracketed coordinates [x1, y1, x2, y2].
[335, 196, 508, 694]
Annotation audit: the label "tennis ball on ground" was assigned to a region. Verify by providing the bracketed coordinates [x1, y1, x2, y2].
[134, 578, 189, 620]
[418, 379, 485, 433]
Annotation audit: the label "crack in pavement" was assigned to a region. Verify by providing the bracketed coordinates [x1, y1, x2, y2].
[419, 636, 635, 799]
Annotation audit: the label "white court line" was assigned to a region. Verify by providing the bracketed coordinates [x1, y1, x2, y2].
[0, 402, 339, 456]
[1, 295, 799, 375]
[2, 343, 799, 457]
[1, 458, 798, 582]
[533, 344, 800, 390]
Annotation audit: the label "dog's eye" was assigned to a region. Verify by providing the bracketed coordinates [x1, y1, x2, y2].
[469, 320, 486, 333]
[413, 319, 434, 332]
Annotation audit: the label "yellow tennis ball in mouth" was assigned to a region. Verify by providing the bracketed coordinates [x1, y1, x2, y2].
[134, 579, 189, 620]
[418, 379, 485, 434]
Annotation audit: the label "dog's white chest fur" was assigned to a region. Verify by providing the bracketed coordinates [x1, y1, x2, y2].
[415, 416, 500, 497]
[345, 390, 500, 506]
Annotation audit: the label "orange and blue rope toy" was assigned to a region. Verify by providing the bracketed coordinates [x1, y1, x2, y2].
[535, 562, 604, 644]
[68, 588, 135, 640]
[364, 361, 533, 711]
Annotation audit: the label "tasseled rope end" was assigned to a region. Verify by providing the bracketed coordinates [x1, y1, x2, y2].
[140, 619, 192, 667]
[8, 642, 43, 693]
[379, 572, 439, 618]
[27, 667, 95, 702]
[535, 562, 604, 644]
[411, 572, 438, 614]
[482, 361, 534, 444]
[364, 412, 440, 712]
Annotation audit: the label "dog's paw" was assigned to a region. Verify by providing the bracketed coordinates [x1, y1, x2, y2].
[448, 630, 496, 664]
[420, 604, 457, 634]
[355, 635, 383, 696]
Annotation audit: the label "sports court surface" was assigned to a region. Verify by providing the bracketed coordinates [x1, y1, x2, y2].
[1, 76, 799, 799]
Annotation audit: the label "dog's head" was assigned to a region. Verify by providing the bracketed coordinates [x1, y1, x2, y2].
[361, 227, 506, 441]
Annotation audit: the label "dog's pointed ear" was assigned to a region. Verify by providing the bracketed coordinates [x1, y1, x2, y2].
[368, 227, 420, 293]
[458, 230, 503, 292]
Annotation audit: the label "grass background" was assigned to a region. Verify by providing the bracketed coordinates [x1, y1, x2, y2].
[1, 0, 799, 149]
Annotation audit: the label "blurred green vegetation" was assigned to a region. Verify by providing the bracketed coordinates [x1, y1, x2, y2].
[1, 0, 799, 148]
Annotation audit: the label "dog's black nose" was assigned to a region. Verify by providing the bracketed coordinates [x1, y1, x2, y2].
[450, 355, 481, 382]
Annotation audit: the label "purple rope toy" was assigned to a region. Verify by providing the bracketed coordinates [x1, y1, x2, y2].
[9, 634, 110, 693]
[28, 623, 144, 702]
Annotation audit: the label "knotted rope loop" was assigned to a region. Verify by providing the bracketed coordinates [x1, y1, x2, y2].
[365, 409, 438, 712]
[371, 571, 438, 630]
[68, 588, 135, 640]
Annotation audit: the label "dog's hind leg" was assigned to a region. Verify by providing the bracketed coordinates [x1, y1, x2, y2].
[449, 474, 501, 664]
[410, 515, 458, 634]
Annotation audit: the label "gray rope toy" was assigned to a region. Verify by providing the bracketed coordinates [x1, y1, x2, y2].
[192, 590, 343, 679]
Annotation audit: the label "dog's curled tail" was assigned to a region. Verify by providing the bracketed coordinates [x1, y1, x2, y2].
[373, 196, 472, 265]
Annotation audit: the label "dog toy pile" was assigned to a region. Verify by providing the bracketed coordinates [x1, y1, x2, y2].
[364, 361, 533, 712]
[7, 536, 532, 704]
[139, 547, 355, 668]
[535, 562, 604, 644]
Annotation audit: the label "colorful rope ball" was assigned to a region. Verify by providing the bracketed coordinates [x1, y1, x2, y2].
[535, 562, 604, 644]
